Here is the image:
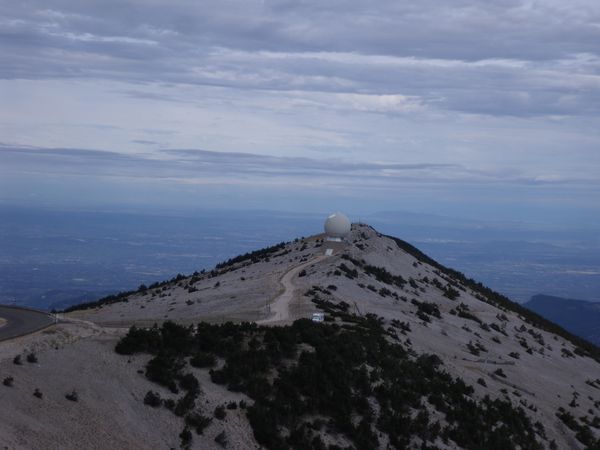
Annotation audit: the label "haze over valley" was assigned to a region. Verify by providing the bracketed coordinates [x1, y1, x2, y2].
[2, 206, 598, 311]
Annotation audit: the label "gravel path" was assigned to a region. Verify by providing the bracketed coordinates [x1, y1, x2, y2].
[258, 255, 328, 324]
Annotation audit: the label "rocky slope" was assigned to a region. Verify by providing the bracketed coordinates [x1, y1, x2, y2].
[0, 224, 599, 449]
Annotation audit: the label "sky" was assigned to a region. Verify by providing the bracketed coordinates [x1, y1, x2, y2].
[1, 0, 600, 224]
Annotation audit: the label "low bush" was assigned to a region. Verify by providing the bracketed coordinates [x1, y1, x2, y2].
[143, 390, 162, 407]
[493, 369, 507, 378]
[185, 412, 212, 435]
[179, 427, 192, 449]
[214, 405, 226, 420]
[190, 351, 217, 368]
[214, 430, 228, 448]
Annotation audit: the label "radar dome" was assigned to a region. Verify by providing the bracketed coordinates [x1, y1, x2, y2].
[324, 212, 351, 238]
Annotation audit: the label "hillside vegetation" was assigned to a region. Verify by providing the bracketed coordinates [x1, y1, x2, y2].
[117, 317, 548, 450]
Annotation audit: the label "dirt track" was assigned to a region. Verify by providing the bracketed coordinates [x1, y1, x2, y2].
[257, 255, 328, 324]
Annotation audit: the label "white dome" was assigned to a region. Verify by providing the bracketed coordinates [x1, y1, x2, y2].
[324, 212, 351, 238]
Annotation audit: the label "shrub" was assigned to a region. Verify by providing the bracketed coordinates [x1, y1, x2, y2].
[417, 310, 431, 323]
[143, 390, 162, 407]
[163, 398, 176, 410]
[146, 354, 183, 393]
[179, 373, 200, 393]
[190, 352, 216, 368]
[65, 390, 78, 402]
[33, 388, 43, 399]
[214, 430, 227, 447]
[417, 301, 441, 319]
[179, 426, 192, 449]
[443, 285, 460, 300]
[467, 341, 480, 356]
[174, 392, 197, 417]
[338, 264, 358, 279]
[185, 412, 212, 435]
[456, 303, 481, 324]
[214, 405, 226, 420]
[26, 353, 38, 363]
[3, 376, 14, 387]
[379, 287, 392, 297]
[493, 368, 507, 378]
[115, 326, 161, 355]
[562, 348, 575, 358]
[13, 355, 22, 365]
[215, 241, 286, 269]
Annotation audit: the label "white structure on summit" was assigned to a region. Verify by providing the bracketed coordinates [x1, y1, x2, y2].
[324, 212, 351, 242]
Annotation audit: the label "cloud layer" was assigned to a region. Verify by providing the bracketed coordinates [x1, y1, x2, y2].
[1, 1, 600, 220]
[3, 0, 600, 118]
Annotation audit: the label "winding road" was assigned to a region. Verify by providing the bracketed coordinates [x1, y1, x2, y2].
[0, 306, 55, 342]
[258, 254, 329, 324]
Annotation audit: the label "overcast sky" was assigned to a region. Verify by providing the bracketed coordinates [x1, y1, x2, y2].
[1, 0, 599, 223]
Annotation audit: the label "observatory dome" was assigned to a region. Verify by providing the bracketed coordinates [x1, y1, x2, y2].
[324, 212, 351, 238]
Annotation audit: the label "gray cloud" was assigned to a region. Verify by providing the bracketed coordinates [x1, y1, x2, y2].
[0, 144, 455, 180]
[2, 144, 594, 188]
[2, 1, 600, 117]
[2, 0, 600, 224]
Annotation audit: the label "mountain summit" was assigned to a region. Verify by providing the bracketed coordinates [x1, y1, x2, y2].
[1, 224, 599, 449]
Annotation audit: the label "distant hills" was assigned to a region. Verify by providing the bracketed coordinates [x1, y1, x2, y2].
[524, 294, 600, 346]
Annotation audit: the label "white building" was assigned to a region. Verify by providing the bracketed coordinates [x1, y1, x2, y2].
[312, 312, 325, 322]
[324, 212, 351, 242]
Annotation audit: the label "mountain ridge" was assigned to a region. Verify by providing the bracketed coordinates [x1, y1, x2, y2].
[1, 223, 599, 449]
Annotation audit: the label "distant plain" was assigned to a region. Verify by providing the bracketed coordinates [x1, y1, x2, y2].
[1, 205, 598, 310]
